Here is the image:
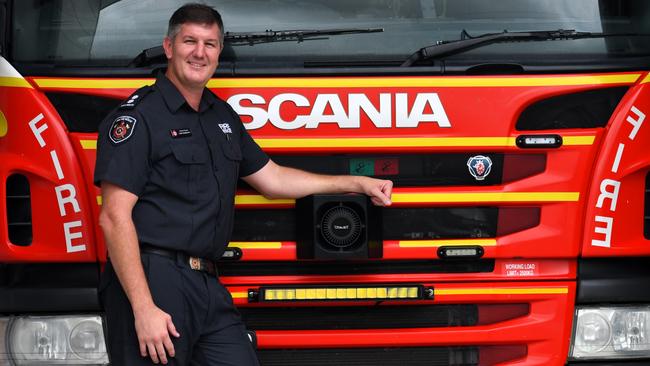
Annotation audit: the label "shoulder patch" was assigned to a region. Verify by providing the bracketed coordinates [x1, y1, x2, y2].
[109, 115, 137, 144]
[119, 86, 152, 110]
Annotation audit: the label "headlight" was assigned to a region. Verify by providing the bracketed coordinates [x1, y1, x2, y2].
[570, 306, 650, 360]
[0, 315, 108, 365]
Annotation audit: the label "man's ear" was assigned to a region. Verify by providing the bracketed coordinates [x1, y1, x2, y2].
[163, 36, 173, 60]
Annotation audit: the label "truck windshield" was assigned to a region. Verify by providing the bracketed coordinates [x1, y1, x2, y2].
[11, 0, 650, 67]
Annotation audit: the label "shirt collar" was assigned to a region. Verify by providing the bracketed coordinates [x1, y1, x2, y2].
[155, 73, 217, 113]
[198, 86, 218, 112]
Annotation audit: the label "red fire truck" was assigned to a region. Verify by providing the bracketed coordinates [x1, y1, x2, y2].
[1, 1, 649, 365]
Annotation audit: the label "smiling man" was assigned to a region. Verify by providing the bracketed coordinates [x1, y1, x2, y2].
[94, 3, 392, 365]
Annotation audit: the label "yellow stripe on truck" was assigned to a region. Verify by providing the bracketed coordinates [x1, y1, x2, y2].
[33, 74, 640, 90]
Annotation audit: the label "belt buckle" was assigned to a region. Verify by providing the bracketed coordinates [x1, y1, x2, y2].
[189, 257, 202, 271]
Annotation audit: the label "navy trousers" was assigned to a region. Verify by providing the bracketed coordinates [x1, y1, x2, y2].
[99, 252, 259, 365]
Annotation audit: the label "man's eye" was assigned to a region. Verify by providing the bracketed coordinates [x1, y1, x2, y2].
[206, 43, 217, 48]
[184, 39, 196, 44]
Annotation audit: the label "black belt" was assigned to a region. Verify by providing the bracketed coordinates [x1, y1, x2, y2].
[140, 244, 217, 276]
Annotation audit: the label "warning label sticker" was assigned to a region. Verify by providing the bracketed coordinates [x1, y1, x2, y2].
[503, 262, 538, 277]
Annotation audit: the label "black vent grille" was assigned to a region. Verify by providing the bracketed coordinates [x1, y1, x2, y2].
[257, 347, 478, 366]
[46, 92, 120, 132]
[516, 86, 628, 130]
[6, 174, 32, 246]
[241, 305, 477, 330]
[643, 173, 650, 240]
[218, 259, 494, 277]
[270, 153, 505, 187]
[233, 207, 497, 242]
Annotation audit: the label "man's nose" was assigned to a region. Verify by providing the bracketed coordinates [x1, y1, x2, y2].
[193, 42, 206, 58]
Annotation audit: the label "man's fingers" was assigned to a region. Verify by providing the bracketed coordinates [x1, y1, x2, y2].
[370, 186, 392, 206]
[163, 335, 176, 358]
[382, 180, 394, 197]
[167, 318, 180, 338]
[147, 343, 160, 364]
[139, 341, 147, 357]
[155, 342, 168, 364]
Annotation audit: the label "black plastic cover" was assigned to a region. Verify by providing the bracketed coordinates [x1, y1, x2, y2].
[516, 87, 628, 130]
[0, 263, 100, 312]
[577, 258, 650, 304]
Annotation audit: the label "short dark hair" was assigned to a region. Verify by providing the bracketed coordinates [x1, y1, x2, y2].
[167, 3, 224, 43]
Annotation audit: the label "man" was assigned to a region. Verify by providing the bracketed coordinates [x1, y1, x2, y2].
[95, 3, 392, 365]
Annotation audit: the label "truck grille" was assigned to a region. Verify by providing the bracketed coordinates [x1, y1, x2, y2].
[233, 207, 500, 242]
[219, 259, 494, 276]
[5, 174, 32, 246]
[257, 347, 478, 366]
[241, 305, 479, 330]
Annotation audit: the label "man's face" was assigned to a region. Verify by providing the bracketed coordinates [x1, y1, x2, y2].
[163, 22, 222, 91]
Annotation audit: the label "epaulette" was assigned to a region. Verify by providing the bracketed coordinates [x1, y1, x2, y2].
[119, 85, 153, 110]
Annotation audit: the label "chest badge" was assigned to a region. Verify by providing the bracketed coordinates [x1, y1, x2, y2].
[109, 115, 137, 144]
[219, 123, 232, 140]
[170, 128, 192, 138]
[467, 155, 492, 181]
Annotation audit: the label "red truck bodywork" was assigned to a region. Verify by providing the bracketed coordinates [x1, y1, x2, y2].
[1, 63, 649, 364]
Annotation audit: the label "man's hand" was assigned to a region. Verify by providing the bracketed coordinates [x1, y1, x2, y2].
[134, 304, 180, 364]
[357, 176, 393, 206]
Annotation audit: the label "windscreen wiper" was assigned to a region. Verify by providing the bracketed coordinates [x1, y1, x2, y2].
[401, 29, 638, 67]
[225, 27, 383, 45]
[128, 27, 383, 67]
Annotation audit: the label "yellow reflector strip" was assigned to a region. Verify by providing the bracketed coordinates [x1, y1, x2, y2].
[33, 78, 152, 89]
[0, 77, 32, 88]
[206, 74, 640, 88]
[257, 135, 595, 149]
[228, 242, 282, 249]
[230, 292, 248, 299]
[261, 286, 422, 301]
[399, 238, 497, 247]
[76, 135, 594, 151]
[0, 110, 7, 137]
[80, 139, 97, 150]
[233, 191, 578, 206]
[235, 195, 295, 205]
[563, 136, 595, 145]
[392, 191, 579, 203]
[31, 74, 639, 90]
[257, 137, 516, 149]
[435, 287, 568, 296]
[642, 74, 650, 84]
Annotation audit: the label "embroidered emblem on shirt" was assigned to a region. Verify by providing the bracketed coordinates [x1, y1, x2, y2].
[109, 115, 137, 144]
[218, 123, 232, 134]
[219, 123, 232, 141]
[170, 128, 192, 138]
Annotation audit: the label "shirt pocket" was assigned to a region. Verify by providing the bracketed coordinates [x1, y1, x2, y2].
[170, 143, 211, 198]
[219, 141, 242, 188]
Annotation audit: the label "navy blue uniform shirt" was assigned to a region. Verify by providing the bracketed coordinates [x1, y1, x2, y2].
[94, 74, 269, 259]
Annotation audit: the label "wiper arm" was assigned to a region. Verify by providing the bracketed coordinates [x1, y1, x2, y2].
[225, 27, 383, 45]
[128, 28, 384, 67]
[401, 29, 637, 67]
[128, 45, 165, 68]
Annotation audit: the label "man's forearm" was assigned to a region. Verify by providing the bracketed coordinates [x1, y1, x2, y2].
[243, 160, 393, 206]
[101, 214, 154, 311]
